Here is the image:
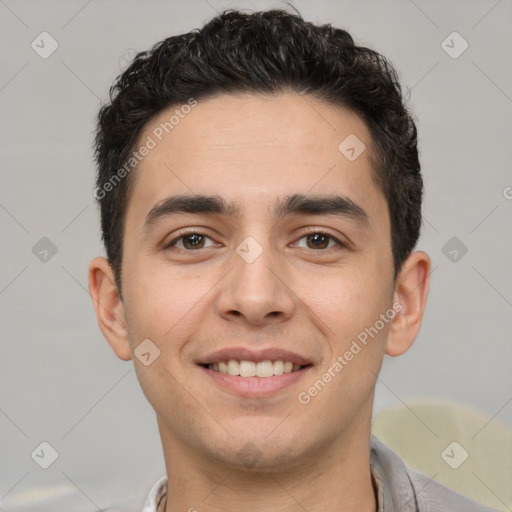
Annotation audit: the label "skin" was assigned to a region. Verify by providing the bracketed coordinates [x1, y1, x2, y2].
[89, 93, 430, 512]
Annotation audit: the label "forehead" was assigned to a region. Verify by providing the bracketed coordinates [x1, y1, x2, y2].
[125, 93, 386, 228]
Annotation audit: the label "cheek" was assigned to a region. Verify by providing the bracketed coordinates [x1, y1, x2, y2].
[122, 256, 215, 351]
[306, 269, 392, 398]
[300, 275, 390, 409]
[120, 267, 205, 409]
[313, 268, 390, 337]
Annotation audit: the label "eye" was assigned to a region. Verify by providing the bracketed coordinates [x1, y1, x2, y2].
[164, 229, 346, 252]
[295, 231, 345, 250]
[165, 231, 216, 251]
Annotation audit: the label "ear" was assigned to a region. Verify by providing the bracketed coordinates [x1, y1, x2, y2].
[385, 251, 431, 357]
[88, 256, 132, 361]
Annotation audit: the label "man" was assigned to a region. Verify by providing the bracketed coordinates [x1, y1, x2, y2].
[88, 9, 497, 512]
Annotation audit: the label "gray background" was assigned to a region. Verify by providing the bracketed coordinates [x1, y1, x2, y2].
[1, 0, 511, 511]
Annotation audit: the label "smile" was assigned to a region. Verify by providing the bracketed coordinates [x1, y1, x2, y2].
[197, 347, 313, 396]
[204, 359, 307, 377]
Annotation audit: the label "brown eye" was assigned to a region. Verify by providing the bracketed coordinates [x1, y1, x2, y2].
[306, 233, 330, 249]
[166, 232, 215, 251]
[182, 233, 205, 249]
[296, 231, 344, 251]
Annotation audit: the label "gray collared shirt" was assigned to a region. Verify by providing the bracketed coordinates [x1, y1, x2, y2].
[141, 436, 498, 511]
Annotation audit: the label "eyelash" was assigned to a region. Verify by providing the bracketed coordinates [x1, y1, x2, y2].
[165, 229, 346, 252]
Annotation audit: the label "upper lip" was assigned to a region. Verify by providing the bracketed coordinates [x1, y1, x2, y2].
[197, 348, 312, 366]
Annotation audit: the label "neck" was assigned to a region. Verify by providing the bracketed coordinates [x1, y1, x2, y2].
[159, 416, 377, 512]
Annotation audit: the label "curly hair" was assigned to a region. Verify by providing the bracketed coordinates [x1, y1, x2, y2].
[94, 9, 422, 294]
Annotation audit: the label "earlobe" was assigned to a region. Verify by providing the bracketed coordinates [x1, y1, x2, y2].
[88, 257, 132, 361]
[385, 251, 431, 357]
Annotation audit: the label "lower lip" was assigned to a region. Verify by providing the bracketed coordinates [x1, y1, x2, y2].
[199, 365, 311, 397]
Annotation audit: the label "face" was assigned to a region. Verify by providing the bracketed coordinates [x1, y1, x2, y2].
[106, 93, 400, 468]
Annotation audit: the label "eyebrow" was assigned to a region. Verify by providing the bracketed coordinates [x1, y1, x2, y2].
[143, 193, 370, 230]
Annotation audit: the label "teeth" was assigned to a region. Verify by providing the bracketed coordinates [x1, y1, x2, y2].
[207, 359, 304, 377]
[273, 360, 284, 375]
[227, 360, 240, 376]
[256, 361, 274, 378]
[240, 360, 256, 377]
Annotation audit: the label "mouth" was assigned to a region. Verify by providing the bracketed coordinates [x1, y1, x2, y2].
[196, 348, 313, 397]
[201, 359, 311, 377]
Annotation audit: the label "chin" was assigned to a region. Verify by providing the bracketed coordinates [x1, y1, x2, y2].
[199, 425, 312, 472]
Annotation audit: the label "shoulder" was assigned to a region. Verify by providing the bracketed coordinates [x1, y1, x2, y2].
[370, 436, 499, 512]
[407, 465, 498, 512]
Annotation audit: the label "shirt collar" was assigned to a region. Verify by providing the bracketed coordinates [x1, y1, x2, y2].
[141, 475, 167, 512]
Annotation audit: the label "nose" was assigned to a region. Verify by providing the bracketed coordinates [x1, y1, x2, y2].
[216, 237, 296, 326]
